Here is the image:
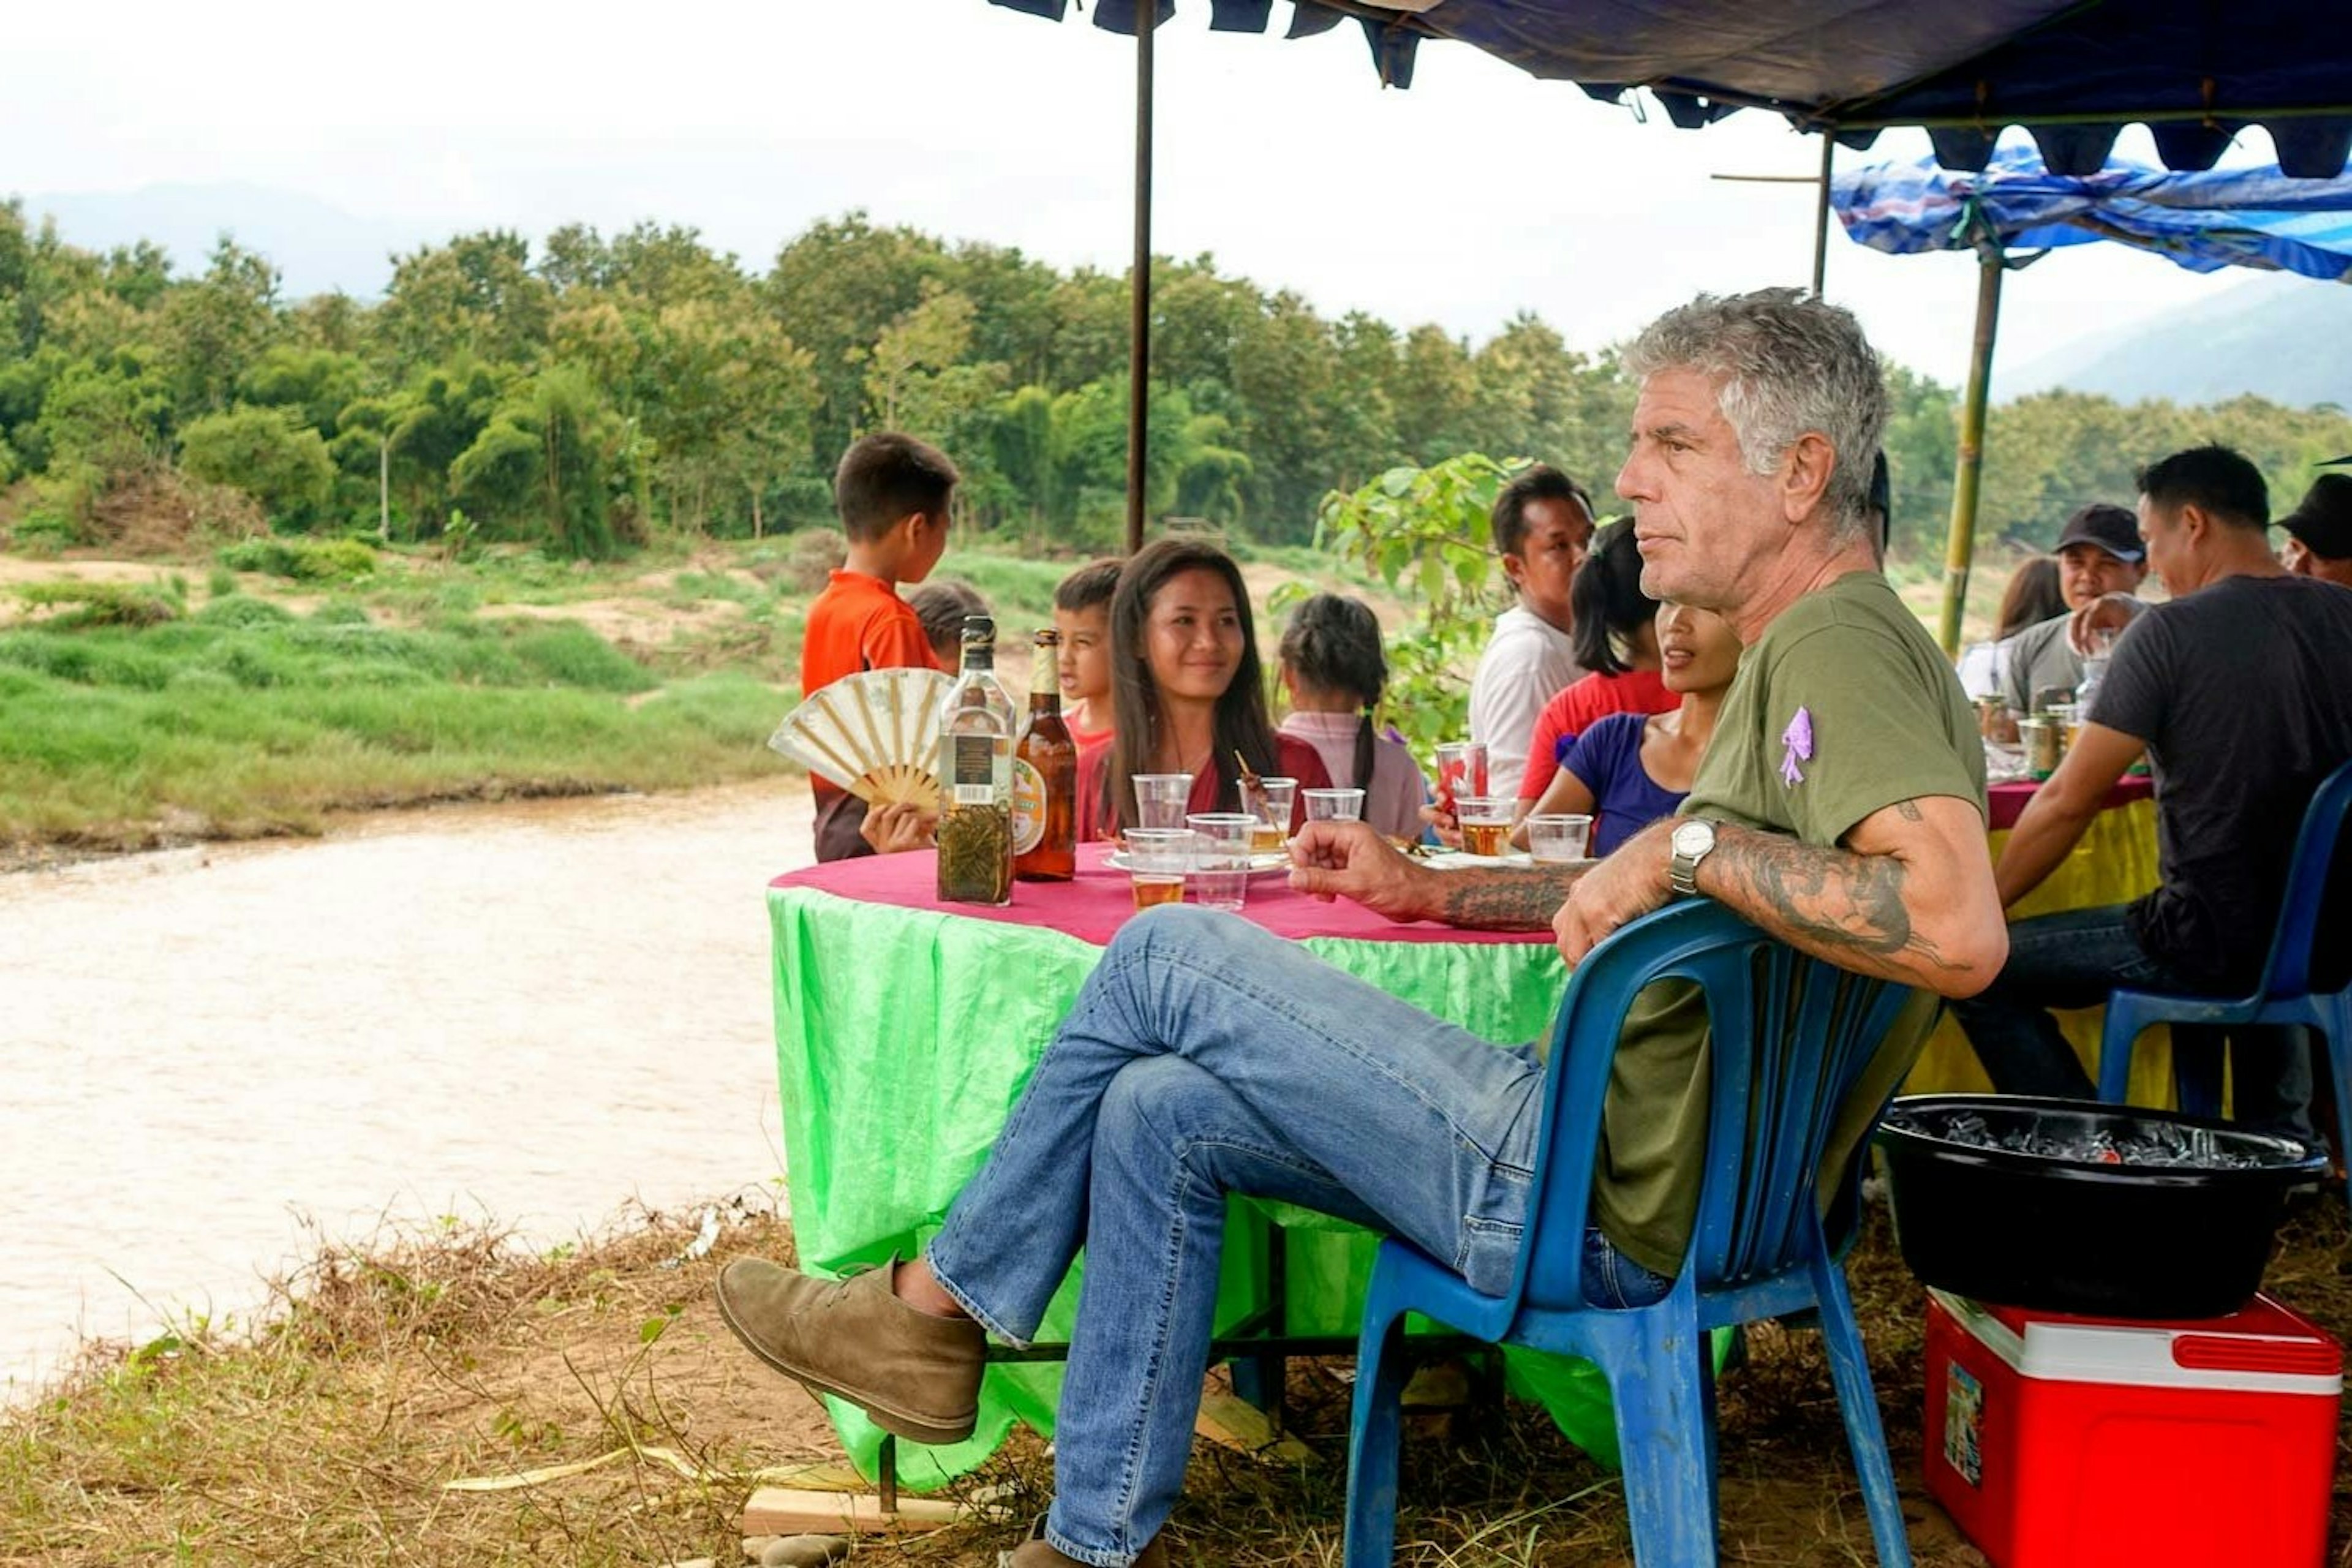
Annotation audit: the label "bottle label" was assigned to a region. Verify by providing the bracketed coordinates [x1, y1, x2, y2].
[951, 735, 992, 783]
[1011, 759, 1046, 853]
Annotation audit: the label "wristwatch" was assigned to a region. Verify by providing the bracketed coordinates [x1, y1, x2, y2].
[1668, 818, 1719, 897]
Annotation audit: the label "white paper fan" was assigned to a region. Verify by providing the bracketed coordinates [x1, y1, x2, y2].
[767, 666, 954, 809]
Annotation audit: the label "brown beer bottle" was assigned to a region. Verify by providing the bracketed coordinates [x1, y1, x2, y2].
[1013, 628, 1077, 881]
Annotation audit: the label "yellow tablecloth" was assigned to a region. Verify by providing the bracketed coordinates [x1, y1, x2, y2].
[1906, 797, 2168, 1100]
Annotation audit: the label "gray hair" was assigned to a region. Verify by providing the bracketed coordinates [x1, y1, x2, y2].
[1622, 288, 1889, 546]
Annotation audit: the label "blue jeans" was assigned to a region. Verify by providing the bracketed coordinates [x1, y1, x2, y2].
[922, 905, 1665, 1567]
[1949, 904, 2312, 1136]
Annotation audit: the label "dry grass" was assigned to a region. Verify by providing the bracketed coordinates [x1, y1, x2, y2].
[6, 1199, 2350, 1567]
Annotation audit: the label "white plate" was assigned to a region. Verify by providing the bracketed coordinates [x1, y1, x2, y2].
[1107, 850, 1291, 875]
[1419, 850, 1599, 872]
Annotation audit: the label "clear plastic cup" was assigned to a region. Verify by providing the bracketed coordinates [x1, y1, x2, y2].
[1131, 774, 1194, 832]
[1302, 787, 1366, 823]
[1433, 741, 1488, 811]
[1185, 812, 1254, 912]
[1243, 776, 1297, 851]
[1525, 812, 1593, 864]
[1455, 796, 1513, 857]
[1125, 827, 1194, 910]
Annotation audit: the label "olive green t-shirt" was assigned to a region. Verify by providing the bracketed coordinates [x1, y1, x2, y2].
[1591, 571, 1987, 1277]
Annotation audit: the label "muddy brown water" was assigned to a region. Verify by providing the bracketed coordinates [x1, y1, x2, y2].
[0, 782, 815, 1401]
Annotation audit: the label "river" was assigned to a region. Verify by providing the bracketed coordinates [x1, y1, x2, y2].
[0, 783, 814, 1403]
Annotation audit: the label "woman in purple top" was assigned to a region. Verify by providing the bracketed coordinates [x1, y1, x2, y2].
[1513, 601, 1740, 857]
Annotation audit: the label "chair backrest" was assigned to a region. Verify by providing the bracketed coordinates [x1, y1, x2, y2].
[1512, 898, 1918, 1313]
[2263, 757, 2352, 998]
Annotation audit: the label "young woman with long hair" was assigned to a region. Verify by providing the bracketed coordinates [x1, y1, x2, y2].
[1511, 600, 1741, 859]
[1078, 538, 1330, 840]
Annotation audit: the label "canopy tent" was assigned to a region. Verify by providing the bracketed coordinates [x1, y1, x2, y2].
[983, 0, 2352, 549]
[997, 1, 2352, 173]
[1833, 145, 2352, 647]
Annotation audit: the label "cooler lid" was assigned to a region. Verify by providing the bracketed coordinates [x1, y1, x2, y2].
[1935, 1291, 2344, 1393]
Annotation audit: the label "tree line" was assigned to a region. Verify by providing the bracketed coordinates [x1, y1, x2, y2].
[2, 198, 2347, 561]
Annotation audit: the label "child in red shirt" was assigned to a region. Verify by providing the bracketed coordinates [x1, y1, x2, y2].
[799, 432, 958, 861]
[1052, 559, 1122, 753]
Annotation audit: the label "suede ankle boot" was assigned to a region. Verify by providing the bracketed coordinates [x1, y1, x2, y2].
[715, 1256, 984, 1446]
[1005, 1533, 1167, 1567]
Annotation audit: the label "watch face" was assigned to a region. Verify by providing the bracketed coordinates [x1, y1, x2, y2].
[1673, 821, 1713, 856]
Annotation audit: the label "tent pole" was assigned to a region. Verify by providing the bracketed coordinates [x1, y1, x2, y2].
[1939, 248, 2004, 656]
[1125, 7, 1155, 555]
[1811, 133, 1833, 296]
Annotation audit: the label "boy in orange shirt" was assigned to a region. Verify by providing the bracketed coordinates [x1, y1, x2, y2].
[800, 432, 958, 861]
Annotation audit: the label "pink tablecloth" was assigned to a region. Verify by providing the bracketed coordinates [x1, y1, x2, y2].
[1986, 773, 2152, 832]
[770, 843, 1551, 948]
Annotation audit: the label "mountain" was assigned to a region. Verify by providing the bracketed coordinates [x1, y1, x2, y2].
[19, 183, 428, 301]
[2005, 273, 2352, 409]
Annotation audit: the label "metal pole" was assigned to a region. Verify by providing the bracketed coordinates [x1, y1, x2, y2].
[1811, 133, 1834, 296]
[1125, 8, 1155, 555]
[1938, 247, 2004, 656]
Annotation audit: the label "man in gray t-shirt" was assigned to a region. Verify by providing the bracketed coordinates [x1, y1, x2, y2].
[1956, 447, 2352, 1134]
[1996, 502, 2151, 725]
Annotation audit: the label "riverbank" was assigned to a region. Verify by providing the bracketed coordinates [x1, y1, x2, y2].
[10, 1196, 2348, 1566]
[0, 535, 1365, 867]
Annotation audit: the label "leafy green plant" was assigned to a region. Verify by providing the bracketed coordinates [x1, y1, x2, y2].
[215, 535, 378, 582]
[1303, 453, 1523, 755]
[13, 579, 182, 630]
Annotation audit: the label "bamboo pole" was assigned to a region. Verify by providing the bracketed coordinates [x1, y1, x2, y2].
[1812, 133, 1834, 296]
[1125, 9, 1155, 555]
[1939, 246, 2005, 655]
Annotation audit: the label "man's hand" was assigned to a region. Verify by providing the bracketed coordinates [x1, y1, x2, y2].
[1288, 820, 1441, 922]
[2067, 592, 2137, 656]
[860, 801, 938, 855]
[1552, 818, 1674, 965]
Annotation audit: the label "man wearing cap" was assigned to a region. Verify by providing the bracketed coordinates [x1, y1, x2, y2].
[1995, 502, 2150, 729]
[1954, 445, 2352, 1134]
[2280, 473, 2352, 588]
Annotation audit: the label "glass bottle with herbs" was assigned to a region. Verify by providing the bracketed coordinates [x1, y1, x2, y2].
[937, 614, 1016, 905]
[1013, 628, 1077, 881]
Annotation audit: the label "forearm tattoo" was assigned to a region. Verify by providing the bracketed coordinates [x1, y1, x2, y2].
[1435, 865, 1586, 930]
[1704, 825, 1973, 981]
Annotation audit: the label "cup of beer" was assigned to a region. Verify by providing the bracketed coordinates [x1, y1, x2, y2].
[1132, 774, 1194, 832]
[1525, 812, 1593, 864]
[1125, 827, 1194, 910]
[1456, 796, 1513, 857]
[1185, 813, 1254, 912]
[1302, 787, 1365, 823]
[1433, 741, 1488, 813]
[1243, 775, 1297, 852]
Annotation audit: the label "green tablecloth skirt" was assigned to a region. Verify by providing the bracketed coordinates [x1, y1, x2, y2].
[767, 885, 1637, 1487]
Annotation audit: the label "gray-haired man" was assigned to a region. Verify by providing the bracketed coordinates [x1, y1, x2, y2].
[717, 290, 2008, 1567]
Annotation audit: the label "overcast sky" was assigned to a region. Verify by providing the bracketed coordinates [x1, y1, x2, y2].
[5, 0, 2279, 385]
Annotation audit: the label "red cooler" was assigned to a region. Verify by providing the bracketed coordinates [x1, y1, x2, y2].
[1923, 1289, 2342, 1568]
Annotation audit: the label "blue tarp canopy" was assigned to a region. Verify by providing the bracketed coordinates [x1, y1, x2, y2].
[1833, 145, 2352, 282]
[989, 1, 2352, 176]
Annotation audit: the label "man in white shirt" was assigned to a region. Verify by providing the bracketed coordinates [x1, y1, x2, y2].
[1468, 464, 1596, 791]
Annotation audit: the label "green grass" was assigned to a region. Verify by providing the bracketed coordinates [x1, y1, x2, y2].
[0, 604, 784, 852]
[939, 552, 1066, 635]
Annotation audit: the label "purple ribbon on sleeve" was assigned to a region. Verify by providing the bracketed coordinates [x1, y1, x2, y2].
[1779, 706, 1814, 786]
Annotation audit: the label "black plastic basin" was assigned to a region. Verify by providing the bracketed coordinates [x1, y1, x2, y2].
[1876, 1095, 2328, 1320]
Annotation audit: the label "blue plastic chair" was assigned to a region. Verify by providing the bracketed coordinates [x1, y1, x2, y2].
[2095, 758, 2352, 1159]
[1341, 899, 1920, 1568]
